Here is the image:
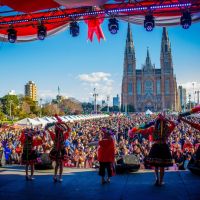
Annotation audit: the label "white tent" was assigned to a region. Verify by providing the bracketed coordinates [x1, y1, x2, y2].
[34, 117, 49, 127]
[145, 109, 153, 115]
[15, 118, 42, 127]
[191, 113, 200, 119]
[43, 117, 56, 123]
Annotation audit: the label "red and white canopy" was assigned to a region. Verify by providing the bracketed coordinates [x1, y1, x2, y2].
[0, 0, 199, 42]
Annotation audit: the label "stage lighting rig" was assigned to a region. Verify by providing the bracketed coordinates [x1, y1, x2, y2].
[144, 15, 155, 32]
[108, 18, 119, 34]
[70, 21, 79, 37]
[7, 27, 17, 43]
[37, 24, 47, 40]
[180, 11, 192, 29]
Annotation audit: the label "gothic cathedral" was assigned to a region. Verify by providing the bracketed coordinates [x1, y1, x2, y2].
[121, 24, 178, 112]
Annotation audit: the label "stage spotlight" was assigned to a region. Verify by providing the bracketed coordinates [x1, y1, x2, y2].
[144, 15, 155, 32]
[70, 22, 79, 37]
[108, 18, 119, 34]
[7, 27, 17, 43]
[180, 11, 192, 29]
[37, 24, 47, 40]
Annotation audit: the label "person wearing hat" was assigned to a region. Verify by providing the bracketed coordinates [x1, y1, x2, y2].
[46, 115, 71, 182]
[20, 128, 43, 181]
[97, 127, 116, 184]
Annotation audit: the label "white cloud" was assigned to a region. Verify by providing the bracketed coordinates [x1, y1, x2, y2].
[78, 72, 114, 102]
[78, 72, 111, 83]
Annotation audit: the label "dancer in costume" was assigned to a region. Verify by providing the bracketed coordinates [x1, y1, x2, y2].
[20, 128, 43, 180]
[130, 114, 175, 186]
[88, 127, 116, 184]
[97, 127, 115, 184]
[45, 115, 71, 182]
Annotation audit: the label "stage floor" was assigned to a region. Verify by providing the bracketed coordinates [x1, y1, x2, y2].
[0, 166, 200, 200]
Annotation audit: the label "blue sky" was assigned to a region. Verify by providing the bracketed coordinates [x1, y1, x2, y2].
[0, 20, 199, 104]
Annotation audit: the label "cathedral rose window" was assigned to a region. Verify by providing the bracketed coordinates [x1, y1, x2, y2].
[145, 80, 153, 95]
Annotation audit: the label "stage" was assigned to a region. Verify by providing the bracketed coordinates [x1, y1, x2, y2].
[0, 166, 200, 200]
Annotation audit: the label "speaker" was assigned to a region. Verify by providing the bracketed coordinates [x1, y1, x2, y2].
[116, 154, 140, 173]
[35, 153, 53, 170]
[123, 155, 140, 165]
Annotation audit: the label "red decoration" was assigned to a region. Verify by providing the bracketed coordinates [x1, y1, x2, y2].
[84, 16, 105, 42]
[1, 0, 59, 13]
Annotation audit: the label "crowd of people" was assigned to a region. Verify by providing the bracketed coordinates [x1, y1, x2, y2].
[0, 113, 199, 172]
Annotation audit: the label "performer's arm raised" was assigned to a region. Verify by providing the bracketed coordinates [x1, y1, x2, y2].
[179, 117, 200, 131]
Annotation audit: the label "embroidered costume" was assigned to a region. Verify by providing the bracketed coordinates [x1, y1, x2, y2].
[47, 121, 71, 162]
[131, 115, 175, 167]
[20, 129, 43, 165]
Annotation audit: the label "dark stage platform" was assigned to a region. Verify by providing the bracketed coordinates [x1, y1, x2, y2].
[0, 166, 200, 200]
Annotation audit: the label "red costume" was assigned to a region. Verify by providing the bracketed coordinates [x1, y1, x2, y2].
[98, 138, 115, 163]
[97, 128, 116, 179]
[20, 129, 43, 164]
[131, 115, 175, 167]
[47, 121, 71, 162]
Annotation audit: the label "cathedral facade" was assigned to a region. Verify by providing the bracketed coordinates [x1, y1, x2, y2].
[121, 24, 178, 112]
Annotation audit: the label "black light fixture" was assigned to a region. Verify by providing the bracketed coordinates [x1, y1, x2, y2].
[37, 24, 47, 40]
[70, 21, 79, 37]
[108, 18, 119, 34]
[7, 27, 17, 43]
[180, 11, 192, 29]
[144, 15, 155, 32]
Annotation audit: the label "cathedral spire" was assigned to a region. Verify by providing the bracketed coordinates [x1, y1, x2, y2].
[161, 27, 171, 52]
[146, 47, 152, 66]
[160, 27, 173, 71]
[123, 23, 136, 75]
[143, 47, 153, 70]
[162, 27, 169, 41]
[125, 23, 134, 54]
[126, 22, 133, 43]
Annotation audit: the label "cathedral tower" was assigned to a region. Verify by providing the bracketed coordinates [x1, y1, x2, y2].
[121, 23, 136, 112]
[121, 26, 178, 112]
[160, 27, 177, 110]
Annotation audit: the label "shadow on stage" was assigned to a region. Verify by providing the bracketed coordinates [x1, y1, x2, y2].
[0, 167, 200, 200]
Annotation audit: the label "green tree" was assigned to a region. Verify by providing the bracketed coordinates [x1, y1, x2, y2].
[82, 102, 93, 114]
[20, 96, 40, 116]
[59, 98, 83, 115]
[0, 103, 6, 120]
[1, 94, 19, 118]
[43, 104, 60, 116]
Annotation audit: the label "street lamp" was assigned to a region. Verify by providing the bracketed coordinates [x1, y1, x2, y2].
[39, 98, 43, 117]
[93, 88, 98, 114]
[192, 82, 195, 104]
[188, 94, 191, 110]
[195, 90, 200, 105]
[9, 100, 13, 119]
[107, 95, 109, 113]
